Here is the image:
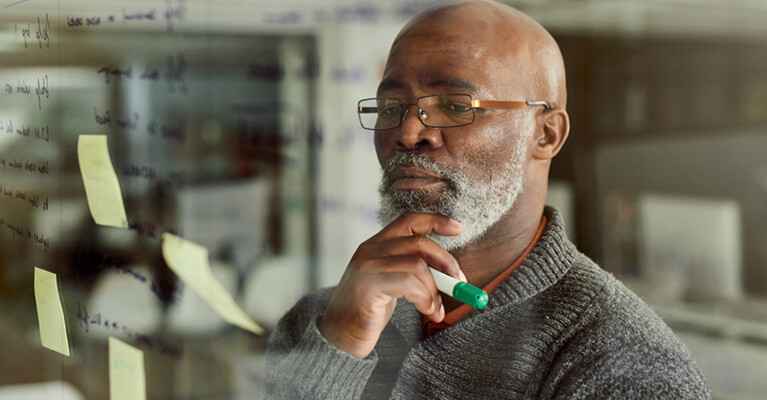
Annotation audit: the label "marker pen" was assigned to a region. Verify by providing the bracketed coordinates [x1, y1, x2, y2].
[429, 267, 489, 309]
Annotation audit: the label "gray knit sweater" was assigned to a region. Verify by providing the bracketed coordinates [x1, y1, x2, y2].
[265, 207, 710, 399]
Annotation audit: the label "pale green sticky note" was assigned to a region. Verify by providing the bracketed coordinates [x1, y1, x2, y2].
[109, 337, 146, 400]
[34, 267, 70, 356]
[162, 233, 264, 335]
[77, 135, 129, 228]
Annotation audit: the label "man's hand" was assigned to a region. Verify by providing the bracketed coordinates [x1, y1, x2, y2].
[318, 213, 465, 359]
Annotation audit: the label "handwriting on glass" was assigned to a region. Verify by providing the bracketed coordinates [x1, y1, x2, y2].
[247, 58, 319, 82]
[2, 75, 49, 110]
[0, 218, 51, 251]
[66, 0, 186, 32]
[93, 107, 186, 144]
[263, 5, 379, 25]
[0, 119, 50, 142]
[249, 62, 365, 84]
[93, 254, 183, 304]
[17, 13, 51, 49]
[76, 301, 184, 359]
[0, 157, 49, 175]
[96, 53, 186, 94]
[125, 220, 179, 240]
[1, 119, 50, 142]
[0, 183, 49, 211]
[122, 164, 185, 188]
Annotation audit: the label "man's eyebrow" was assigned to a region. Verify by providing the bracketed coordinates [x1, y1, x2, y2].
[377, 79, 405, 96]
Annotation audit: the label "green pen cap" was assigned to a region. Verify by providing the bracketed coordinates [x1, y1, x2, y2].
[452, 282, 489, 309]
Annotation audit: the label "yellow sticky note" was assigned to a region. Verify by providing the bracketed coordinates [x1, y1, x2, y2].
[162, 233, 264, 335]
[109, 337, 146, 400]
[34, 267, 70, 356]
[77, 135, 129, 228]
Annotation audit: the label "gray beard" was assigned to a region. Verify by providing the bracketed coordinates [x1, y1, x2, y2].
[377, 141, 526, 251]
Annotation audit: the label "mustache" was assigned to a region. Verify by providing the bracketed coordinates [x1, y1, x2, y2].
[382, 152, 449, 188]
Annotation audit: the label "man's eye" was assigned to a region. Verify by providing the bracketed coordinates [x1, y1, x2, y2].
[443, 102, 471, 113]
[380, 106, 401, 116]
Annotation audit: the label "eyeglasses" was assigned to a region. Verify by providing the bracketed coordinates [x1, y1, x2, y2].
[357, 94, 550, 131]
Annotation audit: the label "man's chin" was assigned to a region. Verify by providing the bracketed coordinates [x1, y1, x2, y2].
[427, 229, 483, 252]
[381, 201, 450, 219]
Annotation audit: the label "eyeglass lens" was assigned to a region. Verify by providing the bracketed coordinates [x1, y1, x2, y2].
[358, 94, 475, 130]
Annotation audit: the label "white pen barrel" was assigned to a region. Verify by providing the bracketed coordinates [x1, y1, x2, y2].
[430, 267, 459, 295]
[429, 267, 489, 309]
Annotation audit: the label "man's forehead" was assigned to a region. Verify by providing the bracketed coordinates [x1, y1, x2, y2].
[390, 28, 490, 60]
[376, 75, 490, 98]
[379, 32, 504, 97]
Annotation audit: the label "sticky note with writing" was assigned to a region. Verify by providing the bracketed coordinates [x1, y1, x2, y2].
[77, 135, 129, 228]
[161, 233, 264, 335]
[34, 267, 70, 356]
[109, 337, 146, 400]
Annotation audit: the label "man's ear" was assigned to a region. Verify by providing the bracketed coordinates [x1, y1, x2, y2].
[532, 109, 569, 160]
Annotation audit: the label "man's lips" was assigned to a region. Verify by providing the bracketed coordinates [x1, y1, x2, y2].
[389, 166, 445, 190]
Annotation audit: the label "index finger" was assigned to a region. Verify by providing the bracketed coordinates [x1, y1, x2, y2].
[375, 213, 462, 241]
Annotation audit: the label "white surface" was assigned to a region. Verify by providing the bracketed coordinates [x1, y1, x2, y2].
[178, 179, 269, 262]
[0, 381, 84, 400]
[638, 194, 742, 302]
[315, 22, 401, 288]
[243, 255, 309, 330]
[85, 266, 163, 338]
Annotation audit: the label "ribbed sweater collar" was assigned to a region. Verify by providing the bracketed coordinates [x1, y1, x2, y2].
[389, 206, 578, 341]
[488, 206, 577, 308]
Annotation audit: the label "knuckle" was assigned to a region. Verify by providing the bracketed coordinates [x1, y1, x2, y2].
[354, 241, 386, 261]
[361, 257, 387, 273]
[405, 254, 428, 269]
[352, 241, 372, 258]
[404, 281, 431, 304]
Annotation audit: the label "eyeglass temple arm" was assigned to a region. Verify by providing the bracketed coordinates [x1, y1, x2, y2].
[526, 101, 550, 109]
[471, 100, 550, 110]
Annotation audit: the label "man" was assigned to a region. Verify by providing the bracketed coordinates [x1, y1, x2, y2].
[265, 1, 709, 399]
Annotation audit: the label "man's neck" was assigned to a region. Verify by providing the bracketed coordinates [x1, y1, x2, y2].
[441, 205, 544, 312]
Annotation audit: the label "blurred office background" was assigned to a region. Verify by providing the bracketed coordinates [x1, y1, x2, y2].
[0, 0, 765, 399]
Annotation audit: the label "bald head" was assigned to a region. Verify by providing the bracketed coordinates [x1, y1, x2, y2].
[374, 0, 570, 264]
[389, 0, 567, 109]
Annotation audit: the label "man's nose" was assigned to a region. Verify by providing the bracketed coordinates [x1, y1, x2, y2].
[395, 105, 443, 152]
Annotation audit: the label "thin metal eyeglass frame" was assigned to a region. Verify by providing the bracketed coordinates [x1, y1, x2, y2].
[356, 94, 551, 131]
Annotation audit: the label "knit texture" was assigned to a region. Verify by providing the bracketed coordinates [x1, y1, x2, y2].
[265, 207, 710, 399]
